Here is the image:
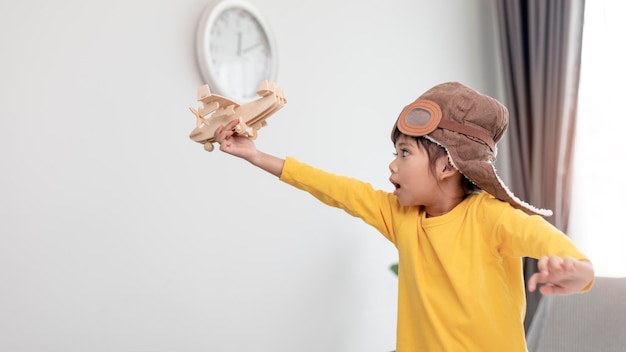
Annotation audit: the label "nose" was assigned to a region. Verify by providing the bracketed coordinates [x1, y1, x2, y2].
[389, 158, 397, 173]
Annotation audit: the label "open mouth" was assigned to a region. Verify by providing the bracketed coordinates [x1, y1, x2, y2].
[390, 178, 401, 195]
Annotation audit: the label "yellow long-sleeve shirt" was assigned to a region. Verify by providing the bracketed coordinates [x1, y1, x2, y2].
[279, 157, 589, 352]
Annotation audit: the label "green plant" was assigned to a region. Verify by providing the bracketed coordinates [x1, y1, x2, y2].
[390, 263, 398, 276]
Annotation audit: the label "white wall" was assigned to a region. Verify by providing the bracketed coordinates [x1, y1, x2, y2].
[0, 0, 503, 351]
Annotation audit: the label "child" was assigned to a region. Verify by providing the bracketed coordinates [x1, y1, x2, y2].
[212, 82, 594, 351]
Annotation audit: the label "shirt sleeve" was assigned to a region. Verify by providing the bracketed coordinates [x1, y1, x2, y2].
[279, 156, 400, 244]
[488, 201, 593, 292]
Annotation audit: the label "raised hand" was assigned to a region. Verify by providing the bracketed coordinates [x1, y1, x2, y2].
[214, 119, 259, 161]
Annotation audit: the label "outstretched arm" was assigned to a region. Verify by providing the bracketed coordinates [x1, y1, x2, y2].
[214, 119, 285, 177]
[527, 255, 594, 295]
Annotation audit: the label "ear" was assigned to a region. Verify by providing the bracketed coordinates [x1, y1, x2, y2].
[438, 158, 460, 181]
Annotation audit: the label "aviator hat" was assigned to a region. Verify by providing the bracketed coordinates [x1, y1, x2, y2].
[392, 82, 552, 216]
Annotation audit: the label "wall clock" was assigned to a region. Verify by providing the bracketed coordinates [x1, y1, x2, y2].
[195, 0, 278, 102]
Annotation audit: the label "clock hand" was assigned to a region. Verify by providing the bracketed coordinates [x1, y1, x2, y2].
[237, 32, 242, 56]
[242, 42, 263, 54]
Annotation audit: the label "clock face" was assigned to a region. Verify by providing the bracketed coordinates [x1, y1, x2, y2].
[197, 1, 276, 102]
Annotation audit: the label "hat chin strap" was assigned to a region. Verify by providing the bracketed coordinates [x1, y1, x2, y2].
[437, 120, 496, 152]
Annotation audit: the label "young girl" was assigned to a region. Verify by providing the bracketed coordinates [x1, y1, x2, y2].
[211, 82, 594, 351]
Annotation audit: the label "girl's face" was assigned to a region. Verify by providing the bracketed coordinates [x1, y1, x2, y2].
[388, 134, 443, 208]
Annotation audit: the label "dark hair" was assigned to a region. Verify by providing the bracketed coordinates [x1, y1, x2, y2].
[392, 128, 480, 195]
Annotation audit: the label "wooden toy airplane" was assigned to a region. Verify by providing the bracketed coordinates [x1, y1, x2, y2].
[188, 80, 287, 152]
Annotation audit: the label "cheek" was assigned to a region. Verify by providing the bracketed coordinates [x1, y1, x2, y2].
[400, 165, 421, 186]
[406, 158, 427, 174]
[406, 162, 434, 186]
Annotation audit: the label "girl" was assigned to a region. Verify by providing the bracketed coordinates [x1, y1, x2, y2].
[211, 82, 594, 351]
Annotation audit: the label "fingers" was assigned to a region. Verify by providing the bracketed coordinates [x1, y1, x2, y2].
[527, 272, 540, 292]
[537, 255, 564, 276]
[214, 119, 239, 144]
[538, 283, 568, 295]
[527, 256, 583, 295]
[563, 256, 577, 272]
[528, 255, 559, 292]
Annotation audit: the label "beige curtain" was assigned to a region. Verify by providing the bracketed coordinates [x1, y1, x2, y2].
[495, 0, 586, 331]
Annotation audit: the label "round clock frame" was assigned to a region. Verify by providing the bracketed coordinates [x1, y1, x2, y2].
[195, 0, 278, 102]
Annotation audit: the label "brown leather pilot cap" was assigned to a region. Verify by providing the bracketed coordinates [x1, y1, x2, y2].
[392, 82, 552, 216]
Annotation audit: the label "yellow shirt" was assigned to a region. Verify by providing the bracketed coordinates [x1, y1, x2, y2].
[279, 157, 589, 352]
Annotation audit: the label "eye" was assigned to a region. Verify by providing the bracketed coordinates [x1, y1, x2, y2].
[393, 149, 410, 157]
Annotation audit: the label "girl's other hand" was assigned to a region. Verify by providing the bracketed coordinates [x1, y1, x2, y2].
[527, 255, 594, 295]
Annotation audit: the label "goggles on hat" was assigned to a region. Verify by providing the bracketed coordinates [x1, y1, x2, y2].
[395, 99, 496, 152]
